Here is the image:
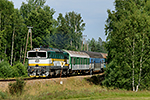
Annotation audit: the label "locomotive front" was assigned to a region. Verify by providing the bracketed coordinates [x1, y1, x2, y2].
[27, 48, 50, 77]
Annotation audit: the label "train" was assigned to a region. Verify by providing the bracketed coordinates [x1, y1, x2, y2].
[27, 47, 107, 77]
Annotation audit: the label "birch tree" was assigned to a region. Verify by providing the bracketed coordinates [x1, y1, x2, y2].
[103, 0, 150, 91]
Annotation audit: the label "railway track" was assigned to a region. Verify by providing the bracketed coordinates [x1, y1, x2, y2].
[0, 72, 103, 82]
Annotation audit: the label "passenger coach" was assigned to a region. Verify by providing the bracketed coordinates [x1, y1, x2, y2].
[82, 51, 105, 72]
[64, 50, 93, 75]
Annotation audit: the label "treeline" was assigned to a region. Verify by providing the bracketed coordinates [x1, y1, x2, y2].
[103, 0, 150, 91]
[0, 0, 107, 67]
[87, 37, 107, 53]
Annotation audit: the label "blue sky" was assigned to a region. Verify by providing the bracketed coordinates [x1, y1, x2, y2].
[9, 0, 115, 41]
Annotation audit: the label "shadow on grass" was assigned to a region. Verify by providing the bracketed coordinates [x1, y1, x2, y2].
[86, 74, 105, 85]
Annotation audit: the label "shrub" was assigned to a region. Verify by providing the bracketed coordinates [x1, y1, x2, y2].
[0, 61, 13, 78]
[12, 62, 28, 77]
[8, 79, 26, 95]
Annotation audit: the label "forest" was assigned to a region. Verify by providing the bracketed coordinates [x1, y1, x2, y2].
[0, 0, 107, 68]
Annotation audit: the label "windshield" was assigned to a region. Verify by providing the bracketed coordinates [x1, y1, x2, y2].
[28, 52, 46, 57]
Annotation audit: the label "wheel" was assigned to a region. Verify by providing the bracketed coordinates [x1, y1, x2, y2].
[90, 69, 93, 75]
[66, 69, 70, 77]
[101, 68, 104, 73]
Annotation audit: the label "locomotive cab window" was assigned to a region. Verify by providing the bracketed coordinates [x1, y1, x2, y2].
[28, 52, 36, 57]
[38, 52, 46, 57]
[28, 52, 46, 58]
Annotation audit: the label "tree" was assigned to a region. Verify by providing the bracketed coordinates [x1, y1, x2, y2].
[104, 0, 150, 91]
[45, 11, 85, 51]
[65, 11, 85, 49]
[10, 9, 26, 65]
[26, 6, 54, 48]
[87, 37, 107, 53]
[0, 0, 14, 62]
[20, 0, 46, 19]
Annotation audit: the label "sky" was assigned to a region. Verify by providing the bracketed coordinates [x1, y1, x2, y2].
[9, 0, 115, 41]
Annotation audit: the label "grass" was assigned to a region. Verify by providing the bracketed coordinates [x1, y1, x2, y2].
[0, 76, 150, 100]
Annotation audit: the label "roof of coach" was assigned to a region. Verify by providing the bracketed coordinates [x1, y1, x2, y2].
[100, 53, 108, 59]
[64, 50, 90, 58]
[82, 51, 103, 58]
[28, 48, 65, 53]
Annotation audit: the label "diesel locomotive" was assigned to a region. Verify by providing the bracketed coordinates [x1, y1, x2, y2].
[27, 47, 107, 77]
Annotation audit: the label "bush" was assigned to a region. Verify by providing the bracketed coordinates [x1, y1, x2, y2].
[102, 61, 132, 90]
[0, 61, 13, 78]
[0, 61, 28, 78]
[11, 62, 28, 77]
[8, 79, 26, 95]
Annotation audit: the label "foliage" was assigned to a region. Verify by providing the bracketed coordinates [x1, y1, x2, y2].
[11, 62, 28, 77]
[87, 37, 107, 53]
[8, 79, 26, 95]
[0, 61, 13, 78]
[0, 61, 27, 78]
[104, 0, 150, 90]
[43, 11, 85, 51]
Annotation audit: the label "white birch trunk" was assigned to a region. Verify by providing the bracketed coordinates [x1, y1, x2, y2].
[132, 38, 135, 91]
[136, 34, 144, 92]
[11, 27, 15, 66]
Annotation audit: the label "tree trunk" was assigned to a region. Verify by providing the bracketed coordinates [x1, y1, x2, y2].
[30, 29, 32, 50]
[70, 40, 72, 47]
[81, 41, 83, 51]
[136, 56, 142, 92]
[87, 44, 88, 51]
[14, 51, 16, 62]
[20, 46, 22, 62]
[132, 38, 135, 91]
[0, 11, 1, 31]
[136, 34, 144, 92]
[11, 27, 15, 66]
[23, 29, 30, 65]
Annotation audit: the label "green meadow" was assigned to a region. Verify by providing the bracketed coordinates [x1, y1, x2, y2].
[0, 76, 150, 100]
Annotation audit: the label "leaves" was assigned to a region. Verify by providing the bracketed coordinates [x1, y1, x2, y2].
[104, 0, 150, 90]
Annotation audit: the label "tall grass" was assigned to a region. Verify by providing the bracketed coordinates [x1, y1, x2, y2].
[8, 79, 26, 95]
[0, 76, 150, 100]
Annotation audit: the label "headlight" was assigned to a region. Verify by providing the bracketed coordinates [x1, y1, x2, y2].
[49, 59, 52, 63]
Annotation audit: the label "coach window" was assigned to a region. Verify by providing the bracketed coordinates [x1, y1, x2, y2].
[72, 57, 74, 64]
[74, 58, 76, 64]
[77, 57, 79, 64]
[91, 59, 93, 63]
[84, 58, 86, 64]
[102, 60, 104, 64]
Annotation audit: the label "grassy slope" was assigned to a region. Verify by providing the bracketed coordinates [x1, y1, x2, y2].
[0, 76, 150, 100]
